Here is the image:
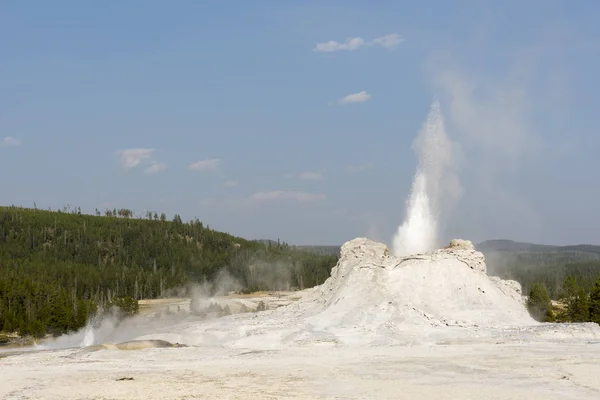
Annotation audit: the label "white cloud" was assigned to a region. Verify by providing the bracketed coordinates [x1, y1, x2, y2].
[188, 158, 220, 171]
[314, 33, 402, 53]
[144, 162, 166, 174]
[339, 91, 371, 104]
[370, 33, 403, 49]
[249, 190, 325, 202]
[223, 180, 238, 187]
[1, 136, 21, 147]
[298, 171, 324, 180]
[285, 171, 324, 181]
[314, 37, 365, 52]
[118, 148, 155, 168]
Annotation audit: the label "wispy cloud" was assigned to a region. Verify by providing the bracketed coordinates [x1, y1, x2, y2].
[346, 164, 372, 173]
[144, 162, 166, 174]
[249, 190, 325, 202]
[314, 33, 403, 53]
[338, 91, 371, 105]
[188, 158, 220, 171]
[314, 37, 365, 53]
[371, 33, 403, 49]
[285, 171, 325, 181]
[1, 136, 21, 147]
[118, 148, 155, 168]
[223, 180, 238, 187]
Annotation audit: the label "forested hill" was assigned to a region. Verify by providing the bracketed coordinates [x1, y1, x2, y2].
[0, 205, 338, 337]
[256, 240, 340, 256]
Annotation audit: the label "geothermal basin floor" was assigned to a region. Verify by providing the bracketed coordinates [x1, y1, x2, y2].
[3, 238, 600, 399]
[2, 340, 600, 399]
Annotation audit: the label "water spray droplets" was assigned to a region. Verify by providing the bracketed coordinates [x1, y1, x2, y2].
[393, 100, 457, 256]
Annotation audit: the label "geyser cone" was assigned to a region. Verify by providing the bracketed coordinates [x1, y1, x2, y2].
[299, 238, 536, 344]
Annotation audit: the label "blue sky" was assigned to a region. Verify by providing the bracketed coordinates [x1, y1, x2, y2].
[2, 1, 599, 246]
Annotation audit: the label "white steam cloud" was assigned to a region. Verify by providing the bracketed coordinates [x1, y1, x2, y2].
[35, 269, 244, 351]
[34, 267, 294, 351]
[392, 100, 461, 256]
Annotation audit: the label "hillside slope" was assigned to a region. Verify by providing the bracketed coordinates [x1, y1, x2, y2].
[0, 205, 337, 337]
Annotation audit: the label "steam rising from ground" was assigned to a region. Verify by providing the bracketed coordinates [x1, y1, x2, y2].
[38, 269, 245, 350]
[38, 303, 190, 350]
[393, 100, 460, 256]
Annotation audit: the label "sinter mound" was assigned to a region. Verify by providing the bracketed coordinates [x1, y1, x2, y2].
[296, 238, 536, 334]
[135, 237, 600, 348]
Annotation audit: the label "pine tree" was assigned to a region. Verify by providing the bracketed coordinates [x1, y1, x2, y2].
[571, 287, 590, 322]
[112, 296, 139, 318]
[562, 275, 590, 322]
[589, 279, 600, 325]
[527, 282, 552, 322]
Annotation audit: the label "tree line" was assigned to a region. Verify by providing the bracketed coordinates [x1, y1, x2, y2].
[527, 275, 600, 324]
[483, 249, 600, 325]
[0, 205, 338, 337]
[484, 251, 600, 299]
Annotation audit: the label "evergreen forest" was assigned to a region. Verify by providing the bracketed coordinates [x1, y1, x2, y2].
[0, 205, 338, 337]
[480, 241, 600, 324]
[483, 247, 600, 299]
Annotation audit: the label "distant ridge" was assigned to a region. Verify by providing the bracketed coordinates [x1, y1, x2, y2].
[284, 239, 600, 259]
[476, 239, 600, 255]
[260, 239, 600, 257]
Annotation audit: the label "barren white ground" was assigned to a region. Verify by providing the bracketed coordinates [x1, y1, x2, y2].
[2, 238, 600, 399]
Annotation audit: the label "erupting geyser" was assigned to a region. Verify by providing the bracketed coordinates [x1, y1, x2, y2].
[393, 100, 459, 256]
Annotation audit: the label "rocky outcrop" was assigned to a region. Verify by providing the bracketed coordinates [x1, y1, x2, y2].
[434, 238, 487, 274]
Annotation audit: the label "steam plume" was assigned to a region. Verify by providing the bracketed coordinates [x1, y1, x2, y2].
[393, 100, 460, 256]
